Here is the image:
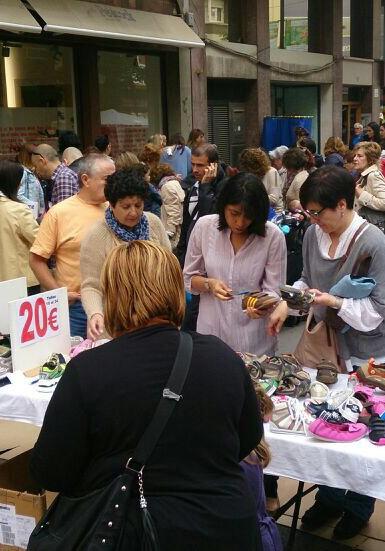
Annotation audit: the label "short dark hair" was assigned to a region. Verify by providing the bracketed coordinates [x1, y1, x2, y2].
[298, 137, 316, 154]
[95, 134, 110, 152]
[58, 131, 82, 154]
[191, 143, 219, 163]
[299, 166, 356, 210]
[216, 172, 269, 237]
[0, 160, 24, 201]
[282, 147, 308, 170]
[169, 133, 185, 147]
[104, 168, 149, 207]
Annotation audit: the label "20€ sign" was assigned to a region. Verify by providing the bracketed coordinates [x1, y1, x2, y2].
[17, 293, 61, 347]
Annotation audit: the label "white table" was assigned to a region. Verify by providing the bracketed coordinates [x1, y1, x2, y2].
[265, 371, 385, 502]
[0, 372, 51, 426]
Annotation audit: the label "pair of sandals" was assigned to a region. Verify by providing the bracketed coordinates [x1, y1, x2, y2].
[261, 354, 311, 398]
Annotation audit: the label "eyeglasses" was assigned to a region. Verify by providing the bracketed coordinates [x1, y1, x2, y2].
[305, 207, 327, 218]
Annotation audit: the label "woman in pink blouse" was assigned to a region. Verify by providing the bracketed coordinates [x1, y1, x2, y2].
[183, 172, 287, 356]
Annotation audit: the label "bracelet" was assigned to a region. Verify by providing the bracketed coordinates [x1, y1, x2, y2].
[331, 296, 343, 310]
[204, 278, 211, 293]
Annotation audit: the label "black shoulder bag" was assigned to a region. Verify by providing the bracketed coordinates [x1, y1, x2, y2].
[28, 332, 193, 551]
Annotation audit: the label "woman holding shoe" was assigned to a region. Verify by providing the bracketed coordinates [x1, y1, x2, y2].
[269, 165, 385, 539]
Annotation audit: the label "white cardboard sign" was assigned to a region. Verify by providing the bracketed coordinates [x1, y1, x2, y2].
[8, 287, 71, 373]
[0, 278, 27, 335]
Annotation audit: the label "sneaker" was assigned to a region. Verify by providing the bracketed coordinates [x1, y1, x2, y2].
[38, 353, 66, 392]
[270, 397, 308, 435]
[315, 359, 338, 385]
[309, 381, 329, 401]
[308, 418, 368, 442]
[326, 389, 354, 410]
[368, 414, 385, 445]
[258, 378, 279, 397]
[357, 358, 385, 391]
[333, 511, 368, 539]
[301, 501, 342, 530]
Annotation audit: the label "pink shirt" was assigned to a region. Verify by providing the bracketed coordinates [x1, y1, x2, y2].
[183, 214, 287, 355]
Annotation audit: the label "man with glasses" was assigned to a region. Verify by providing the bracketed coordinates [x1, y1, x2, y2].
[31, 144, 78, 206]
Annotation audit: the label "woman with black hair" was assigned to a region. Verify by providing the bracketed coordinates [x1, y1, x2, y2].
[269, 165, 385, 539]
[80, 168, 170, 339]
[0, 160, 39, 293]
[364, 121, 381, 145]
[183, 172, 286, 356]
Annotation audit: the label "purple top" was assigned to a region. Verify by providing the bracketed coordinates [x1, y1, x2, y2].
[51, 163, 78, 205]
[183, 214, 286, 355]
[241, 461, 283, 551]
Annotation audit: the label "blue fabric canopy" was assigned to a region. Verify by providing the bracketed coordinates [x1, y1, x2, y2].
[261, 116, 313, 150]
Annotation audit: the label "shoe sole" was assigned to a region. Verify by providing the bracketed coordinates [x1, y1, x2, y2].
[308, 431, 367, 443]
[270, 427, 306, 436]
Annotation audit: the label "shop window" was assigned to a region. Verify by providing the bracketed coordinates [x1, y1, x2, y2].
[0, 43, 76, 160]
[269, 0, 308, 51]
[97, 51, 162, 155]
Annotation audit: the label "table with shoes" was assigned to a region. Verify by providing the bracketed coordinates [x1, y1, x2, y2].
[239, 352, 385, 549]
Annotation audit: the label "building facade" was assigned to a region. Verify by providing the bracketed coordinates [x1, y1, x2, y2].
[0, 0, 204, 159]
[205, 0, 384, 163]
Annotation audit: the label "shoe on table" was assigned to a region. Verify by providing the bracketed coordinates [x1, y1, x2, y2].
[357, 358, 385, 391]
[38, 353, 66, 392]
[333, 511, 368, 539]
[301, 501, 342, 530]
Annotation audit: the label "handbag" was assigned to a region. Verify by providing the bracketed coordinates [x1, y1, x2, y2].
[294, 222, 368, 372]
[357, 174, 385, 233]
[294, 308, 346, 371]
[28, 331, 193, 551]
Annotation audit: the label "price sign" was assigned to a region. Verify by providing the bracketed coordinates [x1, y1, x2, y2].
[9, 288, 70, 372]
[18, 294, 60, 346]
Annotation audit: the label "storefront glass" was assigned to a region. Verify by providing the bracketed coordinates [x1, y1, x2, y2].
[0, 43, 76, 160]
[271, 85, 319, 150]
[98, 51, 163, 155]
[269, 0, 308, 51]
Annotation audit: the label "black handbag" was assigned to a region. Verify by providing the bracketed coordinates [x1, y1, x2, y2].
[28, 331, 193, 551]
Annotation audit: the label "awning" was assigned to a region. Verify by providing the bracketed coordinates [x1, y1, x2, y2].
[28, 0, 204, 48]
[0, 0, 41, 34]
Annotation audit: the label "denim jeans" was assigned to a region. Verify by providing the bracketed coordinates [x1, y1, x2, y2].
[316, 485, 375, 521]
[68, 300, 87, 339]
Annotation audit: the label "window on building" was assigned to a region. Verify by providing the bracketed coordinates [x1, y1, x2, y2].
[97, 51, 163, 155]
[0, 43, 76, 160]
[269, 0, 308, 51]
[205, 0, 228, 41]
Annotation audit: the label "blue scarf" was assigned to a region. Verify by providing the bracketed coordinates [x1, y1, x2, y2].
[105, 206, 150, 241]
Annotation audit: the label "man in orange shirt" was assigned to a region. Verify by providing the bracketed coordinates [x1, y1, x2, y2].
[30, 154, 115, 337]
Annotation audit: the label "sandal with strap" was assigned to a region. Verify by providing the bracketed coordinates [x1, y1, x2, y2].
[315, 359, 338, 385]
[260, 354, 302, 382]
[278, 370, 311, 398]
[369, 415, 385, 445]
[242, 291, 279, 311]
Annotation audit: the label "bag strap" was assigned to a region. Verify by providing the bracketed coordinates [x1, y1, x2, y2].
[337, 221, 368, 268]
[127, 331, 193, 471]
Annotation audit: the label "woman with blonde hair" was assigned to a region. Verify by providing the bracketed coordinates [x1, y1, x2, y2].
[324, 137, 347, 167]
[32, 240, 263, 550]
[354, 141, 385, 225]
[238, 148, 283, 210]
[115, 151, 139, 170]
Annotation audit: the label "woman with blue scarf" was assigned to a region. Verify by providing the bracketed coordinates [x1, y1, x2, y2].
[80, 168, 171, 340]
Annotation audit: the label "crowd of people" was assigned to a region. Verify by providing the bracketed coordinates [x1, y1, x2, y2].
[2, 121, 385, 549]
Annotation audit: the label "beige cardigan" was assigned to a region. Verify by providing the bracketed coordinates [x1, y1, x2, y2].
[159, 177, 185, 249]
[80, 212, 171, 320]
[285, 170, 309, 209]
[356, 164, 385, 212]
[262, 167, 284, 211]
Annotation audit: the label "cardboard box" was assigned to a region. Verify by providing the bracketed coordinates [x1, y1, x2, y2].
[0, 421, 45, 550]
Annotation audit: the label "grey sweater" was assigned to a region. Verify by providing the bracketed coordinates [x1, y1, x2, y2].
[300, 223, 385, 359]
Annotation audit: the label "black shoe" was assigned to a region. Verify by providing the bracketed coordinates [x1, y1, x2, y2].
[333, 512, 368, 539]
[301, 501, 342, 530]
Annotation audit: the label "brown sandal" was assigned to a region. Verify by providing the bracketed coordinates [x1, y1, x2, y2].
[315, 359, 338, 385]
